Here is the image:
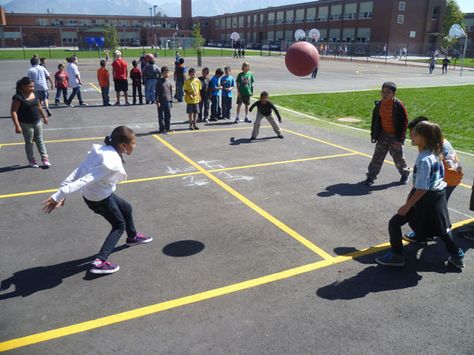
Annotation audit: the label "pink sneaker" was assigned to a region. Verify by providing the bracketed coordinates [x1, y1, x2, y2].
[29, 159, 39, 168]
[42, 158, 51, 168]
[126, 232, 153, 246]
[89, 259, 120, 274]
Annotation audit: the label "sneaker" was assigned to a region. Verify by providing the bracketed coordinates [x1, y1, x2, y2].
[42, 158, 51, 168]
[402, 231, 427, 245]
[67, 103, 74, 108]
[189, 124, 194, 130]
[193, 125, 200, 130]
[234, 117, 240, 124]
[400, 174, 410, 184]
[29, 159, 39, 168]
[203, 118, 209, 123]
[79, 102, 88, 106]
[114, 102, 120, 106]
[250, 136, 256, 141]
[375, 251, 405, 267]
[45, 108, 52, 117]
[126, 232, 153, 246]
[359, 178, 374, 186]
[244, 117, 252, 123]
[448, 250, 465, 269]
[277, 134, 284, 139]
[89, 258, 120, 274]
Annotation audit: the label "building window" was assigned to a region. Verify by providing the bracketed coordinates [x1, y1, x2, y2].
[330, 5, 342, 21]
[306, 8, 316, 22]
[356, 27, 371, 42]
[37, 19, 50, 26]
[397, 15, 404, 24]
[268, 12, 275, 25]
[399, 1, 406, 11]
[285, 10, 294, 24]
[432, 6, 440, 20]
[344, 3, 357, 20]
[317, 6, 328, 21]
[295, 9, 304, 23]
[359, 1, 373, 19]
[276, 11, 284, 24]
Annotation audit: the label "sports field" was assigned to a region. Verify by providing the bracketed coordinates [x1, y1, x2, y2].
[0, 56, 473, 354]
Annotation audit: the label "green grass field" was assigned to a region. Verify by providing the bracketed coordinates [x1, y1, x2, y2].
[0, 47, 260, 60]
[271, 85, 474, 153]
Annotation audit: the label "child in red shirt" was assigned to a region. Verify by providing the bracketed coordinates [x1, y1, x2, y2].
[54, 63, 68, 105]
[130, 60, 143, 105]
[97, 60, 110, 106]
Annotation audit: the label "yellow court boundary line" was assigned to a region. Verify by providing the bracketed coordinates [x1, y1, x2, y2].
[1, 217, 471, 353]
[0, 137, 103, 147]
[282, 128, 473, 191]
[88, 82, 101, 93]
[0, 152, 356, 200]
[153, 134, 333, 260]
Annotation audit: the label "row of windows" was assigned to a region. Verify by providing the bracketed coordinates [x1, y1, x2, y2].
[36, 18, 180, 29]
[214, 2, 373, 29]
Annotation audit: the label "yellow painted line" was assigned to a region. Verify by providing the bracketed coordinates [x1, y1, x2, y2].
[89, 82, 101, 93]
[153, 134, 333, 260]
[283, 128, 473, 191]
[0, 153, 357, 200]
[0, 216, 471, 352]
[208, 152, 358, 173]
[0, 137, 103, 147]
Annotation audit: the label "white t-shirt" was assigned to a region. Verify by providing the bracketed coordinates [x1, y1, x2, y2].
[51, 144, 127, 202]
[27, 65, 50, 91]
[67, 62, 81, 88]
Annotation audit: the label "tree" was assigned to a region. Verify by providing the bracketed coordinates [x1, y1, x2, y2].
[103, 24, 119, 50]
[442, 0, 464, 35]
[192, 23, 205, 54]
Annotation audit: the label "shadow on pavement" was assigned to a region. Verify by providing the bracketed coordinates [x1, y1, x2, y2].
[0, 164, 30, 173]
[0, 245, 129, 300]
[162, 240, 205, 257]
[317, 181, 401, 197]
[229, 136, 274, 145]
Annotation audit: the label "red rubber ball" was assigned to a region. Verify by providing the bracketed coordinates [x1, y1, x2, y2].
[285, 41, 320, 77]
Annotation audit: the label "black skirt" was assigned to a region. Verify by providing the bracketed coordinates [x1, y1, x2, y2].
[408, 189, 451, 237]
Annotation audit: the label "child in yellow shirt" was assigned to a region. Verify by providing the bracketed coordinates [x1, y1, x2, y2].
[183, 68, 202, 130]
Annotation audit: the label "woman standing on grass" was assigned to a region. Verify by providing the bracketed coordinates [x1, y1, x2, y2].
[11, 76, 51, 168]
[42, 126, 153, 275]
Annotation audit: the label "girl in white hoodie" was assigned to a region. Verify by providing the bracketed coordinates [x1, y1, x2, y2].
[42, 126, 153, 274]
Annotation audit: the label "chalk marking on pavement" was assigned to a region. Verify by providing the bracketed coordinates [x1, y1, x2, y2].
[1, 217, 471, 353]
[153, 134, 333, 260]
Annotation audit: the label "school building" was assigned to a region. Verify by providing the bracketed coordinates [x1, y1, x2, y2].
[0, 0, 472, 56]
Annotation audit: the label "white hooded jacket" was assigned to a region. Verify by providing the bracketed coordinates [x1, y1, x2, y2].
[51, 144, 127, 202]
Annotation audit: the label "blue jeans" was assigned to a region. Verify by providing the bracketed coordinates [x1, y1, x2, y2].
[67, 86, 84, 105]
[210, 95, 221, 119]
[55, 88, 67, 104]
[158, 100, 171, 131]
[222, 96, 232, 119]
[175, 79, 184, 102]
[84, 193, 137, 261]
[145, 79, 157, 103]
[101, 86, 110, 105]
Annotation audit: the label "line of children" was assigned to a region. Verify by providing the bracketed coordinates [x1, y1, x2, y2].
[183, 67, 202, 130]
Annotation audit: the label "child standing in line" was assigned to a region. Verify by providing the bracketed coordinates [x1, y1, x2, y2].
[375, 121, 465, 269]
[220, 66, 235, 120]
[11, 77, 51, 168]
[402, 116, 463, 243]
[249, 91, 283, 140]
[360, 82, 410, 186]
[42, 126, 153, 275]
[235, 62, 254, 124]
[198, 67, 210, 123]
[183, 68, 202, 130]
[209, 68, 223, 121]
[54, 63, 68, 106]
[442, 56, 450, 75]
[130, 60, 143, 105]
[97, 60, 111, 106]
[155, 66, 173, 133]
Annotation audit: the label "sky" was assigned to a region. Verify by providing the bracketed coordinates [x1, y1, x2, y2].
[1, 0, 473, 14]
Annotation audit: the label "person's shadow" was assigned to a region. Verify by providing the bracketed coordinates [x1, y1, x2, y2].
[317, 239, 467, 300]
[0, 245, 128, 300]
[229, 136, 274, 145]
[317, 181, 401, 197]
[0, 165, 30, 174]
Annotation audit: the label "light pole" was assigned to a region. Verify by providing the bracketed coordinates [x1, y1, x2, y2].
[149, 7, 153, 47]
[153, 5, 157, 46]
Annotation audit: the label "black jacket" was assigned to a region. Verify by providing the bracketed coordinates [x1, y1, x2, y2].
[370, 98, 408, 143]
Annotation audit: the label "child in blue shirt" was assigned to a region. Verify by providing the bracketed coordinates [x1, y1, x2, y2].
[376, 121, 464, 269]
[220, 66, 234, 120]
[209, 68, 223, 121]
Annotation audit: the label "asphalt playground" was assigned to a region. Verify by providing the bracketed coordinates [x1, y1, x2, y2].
[0, 56, 474, 354]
